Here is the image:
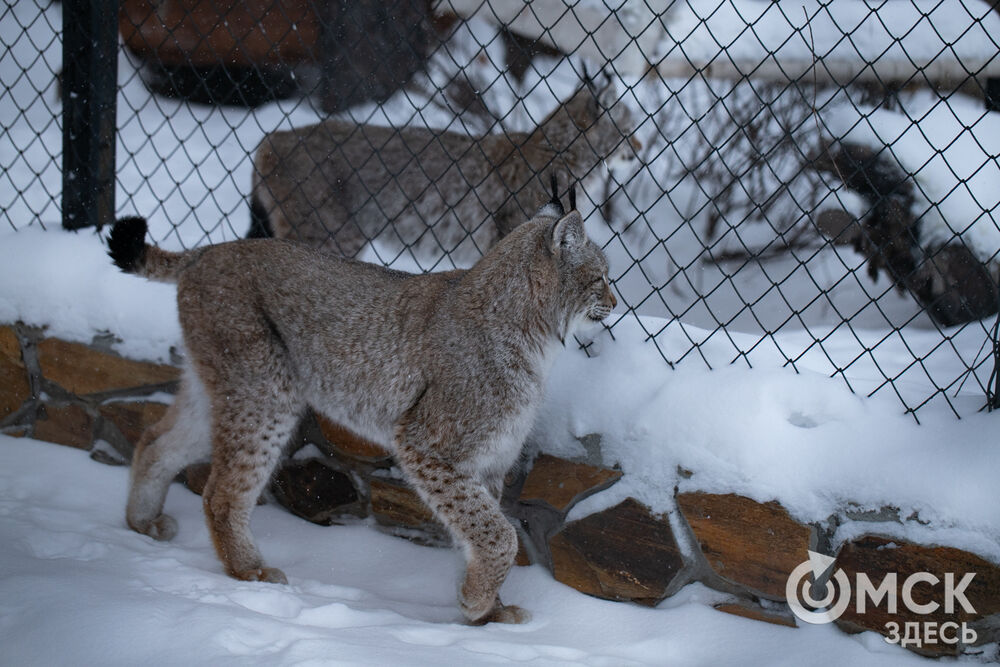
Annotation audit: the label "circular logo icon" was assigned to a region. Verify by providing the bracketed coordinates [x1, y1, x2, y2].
[786, 553, 852, 624]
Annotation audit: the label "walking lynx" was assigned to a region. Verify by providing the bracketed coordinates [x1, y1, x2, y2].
[250, 73, 635, 267]
[110, 189, 615, 624]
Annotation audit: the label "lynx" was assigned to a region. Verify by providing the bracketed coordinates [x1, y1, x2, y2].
[249, 73, 635, 267]
[110, 187, 616, 624]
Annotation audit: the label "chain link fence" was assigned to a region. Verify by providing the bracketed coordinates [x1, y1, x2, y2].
[2, 0, 999, 420]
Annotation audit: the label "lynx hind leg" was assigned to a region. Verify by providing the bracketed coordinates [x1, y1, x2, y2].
[126, 370, 212, 541]
[395, 444, 528, 625]
[201, 394, 300, 584]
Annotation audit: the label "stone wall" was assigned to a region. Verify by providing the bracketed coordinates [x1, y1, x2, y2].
[2, 321, 997, 658]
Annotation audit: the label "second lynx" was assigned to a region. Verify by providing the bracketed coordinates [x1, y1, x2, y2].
[251, 73, 636, 267]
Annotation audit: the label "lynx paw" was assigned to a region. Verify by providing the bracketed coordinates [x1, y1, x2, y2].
[468, 604, 531, 626]
[232, 567, 288, 584]
[129, 514, 178, 541]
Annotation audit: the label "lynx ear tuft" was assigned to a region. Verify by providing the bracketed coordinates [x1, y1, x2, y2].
[550, 211, 585, 253]
[535, 173, 565, 220]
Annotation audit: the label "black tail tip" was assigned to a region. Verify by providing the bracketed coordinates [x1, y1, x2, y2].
[107, 216, 149, 273]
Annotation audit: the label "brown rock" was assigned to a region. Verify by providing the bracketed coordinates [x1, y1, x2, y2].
[514, 524, 533, 567]
[369, 477, 439, 529]
[835, 535, 1000, 655]
[317, 416, 391, 463]
[0, 326, 19, 360]
[549, 498, 686, 605]
[34, 403, 93, 449]
[182, 462, 212, 496]
[271, 459, 360, 525]
[37, 338, 179, 396]
[0, 326, 30, 419]
[677, 492, 814, 600]
[90, 442, 128, 466]
[120, 0, 319, 68]
[99, 401, 169, 446]
[519, 454, 622, 513]
[368, 477, 452, 545]
[714, 601, 797, 628]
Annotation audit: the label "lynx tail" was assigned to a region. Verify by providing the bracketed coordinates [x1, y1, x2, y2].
[108, 216, 191, 283]
[108, 216, 149, 274]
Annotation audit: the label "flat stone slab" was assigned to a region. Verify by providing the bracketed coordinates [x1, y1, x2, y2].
[34, 403, 93, 449]
[0, 326, 29, 419]
[369, 476, 438, 528]
[271, 458, 361, 525]
[549, 497, 686, 606]
[714, 601, 797, 628]
[518, 453, 622, 513]
[835, 534, 1000, 656]
[677, 492, 814, 600]
[368, 476, 450, 545]
[37, 338, 179, 396]
[99, 401, 169, 448]
[317, 416, 391, 464]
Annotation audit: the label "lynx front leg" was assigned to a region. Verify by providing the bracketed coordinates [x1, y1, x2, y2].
[396, 445, 529, 625]
[127, 374, 211, 541]
[202, 401, 299, 584]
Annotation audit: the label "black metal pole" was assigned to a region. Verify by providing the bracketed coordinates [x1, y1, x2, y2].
[62, 0, 119, 231]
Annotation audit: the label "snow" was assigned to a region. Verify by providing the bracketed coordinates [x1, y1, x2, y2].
[1, 222, 997, 563]
[827, 90, 1000, 262]
[0, 435, 954, 665]
[0, 227, 180, 362]
[539, 321, 1000, 563]
[3, 2, 1000, 661]
[664, 0, 1000, 79]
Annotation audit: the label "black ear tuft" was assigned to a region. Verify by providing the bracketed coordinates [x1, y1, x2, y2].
[547, 173, 565, 216]
[107, 216, 149, 273]
[568, 183, 577, 212]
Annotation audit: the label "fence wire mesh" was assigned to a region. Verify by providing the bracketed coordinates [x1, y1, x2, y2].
[2, 0, 999, 419]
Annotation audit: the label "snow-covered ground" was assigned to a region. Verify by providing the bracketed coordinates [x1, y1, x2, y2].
[0, 435, 964, 666]
[3, 2, 1000, 663]
[2, 219, 1000, 664]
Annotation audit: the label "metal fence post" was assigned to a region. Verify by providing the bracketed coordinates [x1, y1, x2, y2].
[62, 0, 119, 231]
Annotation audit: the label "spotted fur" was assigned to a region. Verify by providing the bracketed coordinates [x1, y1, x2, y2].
[115, 201, 615, 624]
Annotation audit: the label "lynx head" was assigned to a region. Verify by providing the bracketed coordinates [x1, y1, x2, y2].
[539, 66, 638, 175]
[531, 184, 617, 340]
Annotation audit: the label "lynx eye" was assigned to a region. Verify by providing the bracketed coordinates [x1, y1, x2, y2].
[589, 274, 609, 289]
